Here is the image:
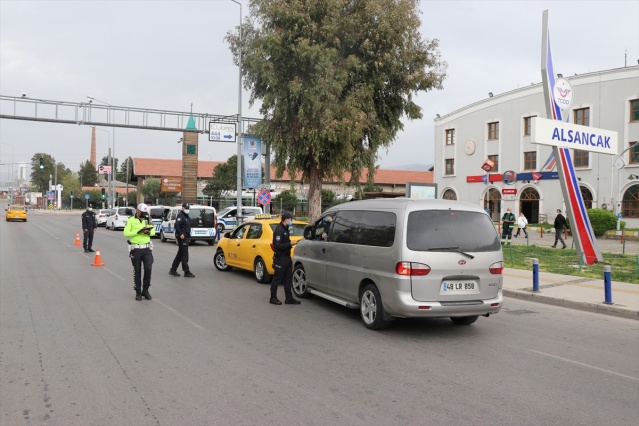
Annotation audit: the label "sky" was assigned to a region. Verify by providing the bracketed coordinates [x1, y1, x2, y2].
[1, 0, 638, 184]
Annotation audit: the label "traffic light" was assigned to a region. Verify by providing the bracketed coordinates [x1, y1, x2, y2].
[39, 157, 44, 169]
[101, 188, 105, 199]
[70, 190, 74, 198]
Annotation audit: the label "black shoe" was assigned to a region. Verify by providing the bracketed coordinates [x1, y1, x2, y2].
[84, 249, 89, 253]
[135, 293, 143, 301]
[551, 245, 556, 248]
[142, 289, 152, 300]
[88, 249, 95, 252]
[562, 245, 567, 249]
[285, 298, 301, 305]
[169, 270, 180, 277]
[269, 297, 282, 305]
[184, 272, 195, 278]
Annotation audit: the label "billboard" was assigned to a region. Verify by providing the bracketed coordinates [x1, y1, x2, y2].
[160, 177, 183, 192]
[243, 136, 262, 189]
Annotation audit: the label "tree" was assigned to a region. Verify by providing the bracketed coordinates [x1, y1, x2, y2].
[321, 189, 336, 210]
[273, 190, 298, 213]
[141, 178, 161, 204]
[119, 157, 136, 185]
[203, 155, 238, 200]
[78, 160, 98, 188]
[30, 153, 55, 192]
[226, 0, 446, 221]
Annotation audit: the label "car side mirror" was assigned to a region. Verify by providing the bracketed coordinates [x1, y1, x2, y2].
[303, 225, 313, 240]
[223, 232, 231, 238]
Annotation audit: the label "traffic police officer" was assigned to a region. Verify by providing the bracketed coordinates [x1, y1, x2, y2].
[123, 203, 155, 301]
[270, 211, 301, 305]
[81, 204, 97, 253]
[169, 203, 195, 278]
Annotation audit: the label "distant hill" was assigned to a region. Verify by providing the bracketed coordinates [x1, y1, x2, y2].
[383, 163, 433, 171]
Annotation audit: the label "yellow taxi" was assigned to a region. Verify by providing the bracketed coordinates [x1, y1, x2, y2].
[5, 205, 27, 222]
[214, 214, 307, 283]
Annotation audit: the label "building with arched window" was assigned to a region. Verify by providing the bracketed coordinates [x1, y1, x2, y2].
[434, 66, 639, 228]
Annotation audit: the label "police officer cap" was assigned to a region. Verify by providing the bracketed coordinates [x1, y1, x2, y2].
[88, 203, 93, 208]
[137, 203, 149, 213]
[182, 202, 190, 209]
[281, 211, 293, 220]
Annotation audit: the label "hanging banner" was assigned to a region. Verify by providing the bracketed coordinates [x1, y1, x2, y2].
[243, 136, 262, 189]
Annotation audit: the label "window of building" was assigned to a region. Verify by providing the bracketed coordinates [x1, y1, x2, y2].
[523, 116, 536, 136]
[442, 189, 457, 200]
[621, 185, 638, 218]
[488, 155, 499, 172]
[629, 141, 639, 165]
[631, 99, 639, 122]
[487, 122, 499, 140]
[574, 107, 590, 126]
[524, 151, 536, 170]
[445, 129, 455, 145]
[445, 159, 455, 175]
[573, 150, 589, 168]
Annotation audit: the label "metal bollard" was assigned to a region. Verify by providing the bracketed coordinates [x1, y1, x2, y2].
[603, 265, 612, 304]
[532, 258, 539, 292]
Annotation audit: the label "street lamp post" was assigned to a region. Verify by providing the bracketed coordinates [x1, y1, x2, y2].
[231, 0, 243, 221]
[0, 142, 14, 202]
[87, 96, 116, 207]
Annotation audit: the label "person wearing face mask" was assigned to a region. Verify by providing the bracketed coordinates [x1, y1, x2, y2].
[269, 211, 301, 305]
[81, 203, 98, 253]
[169, 203, 195, 278]
[123, 203, 156, 301]
[500, 208, 516, 245]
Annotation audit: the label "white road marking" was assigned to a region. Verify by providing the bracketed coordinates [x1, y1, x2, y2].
[529, 349, 639, 381]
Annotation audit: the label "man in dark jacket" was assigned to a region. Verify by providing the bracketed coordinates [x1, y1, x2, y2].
[501, 208, 516, 244]
[170, 203, 195, 278]
[552, 209, 568, 249]
[81, 204, 98, 253]
[270, 211, 300, 305]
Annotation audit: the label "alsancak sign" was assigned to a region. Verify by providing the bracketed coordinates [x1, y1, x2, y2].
[531, 117, 618, 155]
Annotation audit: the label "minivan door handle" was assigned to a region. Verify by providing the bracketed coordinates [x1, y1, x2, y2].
[321, 248, 326, 253]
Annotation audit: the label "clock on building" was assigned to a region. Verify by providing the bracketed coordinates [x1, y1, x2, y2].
[464, 140, 476, 155]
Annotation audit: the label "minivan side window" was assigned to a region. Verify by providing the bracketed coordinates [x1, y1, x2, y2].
[406, 210, 501, 252]
[329, 211, 361, 244]
[328, 210, 396, 247]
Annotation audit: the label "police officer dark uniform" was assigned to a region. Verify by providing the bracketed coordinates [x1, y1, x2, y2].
[81, 204, 98, 253]
[169, 203, 195, 278]
[123, 203, 155, 301]
[270, 211, 301, 305]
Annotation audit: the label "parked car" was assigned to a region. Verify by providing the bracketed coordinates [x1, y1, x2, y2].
[160, 205, 217, 245]
[214, 214, 307, 283]
[146, 205, 167, 236]
[5, 205, 27, 222]
[216, 206, 263, 233]
[292, 199, 504, 330]
[95, 209, 112, 227]
[105, 207, 134, 230]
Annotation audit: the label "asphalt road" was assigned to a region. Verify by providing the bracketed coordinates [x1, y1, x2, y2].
[1, 212, 638, 426]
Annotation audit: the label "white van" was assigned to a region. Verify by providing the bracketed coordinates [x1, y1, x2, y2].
[147, 205, 166, 236]
[216, 206, 263, 232]
[292, 199, 504, 330]
[160, 205, 217, 245]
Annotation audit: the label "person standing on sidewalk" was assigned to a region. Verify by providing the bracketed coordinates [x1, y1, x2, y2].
[123, 203, 155, 301]
[501, 208, 516, 244]
[552, 209, 568, 249]
[270, 211, 300, 305]
[81, 204, 97, 253]
[169, 203, 195, 278]
[514, 212, 528, 238]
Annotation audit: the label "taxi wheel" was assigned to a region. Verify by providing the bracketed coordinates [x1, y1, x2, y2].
[160, 231, 167, 242]
[254, 257, 272, 284]
[450, 316, 478, 325]
[292, 264, 311, 298]
[360, 284, 391, 330]
[214, 250, 232, 271]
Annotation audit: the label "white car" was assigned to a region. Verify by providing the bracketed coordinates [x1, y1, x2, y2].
[216, 206, 263, 233]
[105, 207, 134, 230]
[95, 209, 112, 227]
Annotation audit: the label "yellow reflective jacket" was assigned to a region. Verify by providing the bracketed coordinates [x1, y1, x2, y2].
[123, 216, 156, 244]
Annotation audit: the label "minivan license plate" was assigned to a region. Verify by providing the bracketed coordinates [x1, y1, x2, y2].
[440, 280, 478, 295]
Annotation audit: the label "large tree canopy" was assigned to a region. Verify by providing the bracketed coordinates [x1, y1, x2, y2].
[227, 0, 446, 221]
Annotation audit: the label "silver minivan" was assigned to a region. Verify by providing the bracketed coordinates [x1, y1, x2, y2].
[292, 199, 504, 329]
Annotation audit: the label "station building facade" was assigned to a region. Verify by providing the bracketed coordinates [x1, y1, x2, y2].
[433, 66, 639, 228]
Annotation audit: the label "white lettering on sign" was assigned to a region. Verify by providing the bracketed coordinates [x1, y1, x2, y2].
[531, 117, 618, 155]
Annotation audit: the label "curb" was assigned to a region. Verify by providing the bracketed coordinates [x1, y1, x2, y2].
[503, 289, 639, 321]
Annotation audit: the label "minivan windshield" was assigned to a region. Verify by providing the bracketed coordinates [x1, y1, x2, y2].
[406, 210, 500, 252]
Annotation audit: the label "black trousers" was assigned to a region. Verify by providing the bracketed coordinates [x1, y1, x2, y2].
[171, 239, 190, 273]
[270, 256, 292, 299]
[554, 228, 566, 246]
[130, 248, 153, 291]
[501, 226, 513, 240]
[83, 229, 94, 250]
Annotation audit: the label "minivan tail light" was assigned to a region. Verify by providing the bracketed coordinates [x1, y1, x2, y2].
[395, 262, 431, 276]
[489, 261, 504, 275]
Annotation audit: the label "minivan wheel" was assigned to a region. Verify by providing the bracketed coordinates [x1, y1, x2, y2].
[160, 231, 167, 242]
[214, 250, 232, 271]
[254, 258, 272, 284]
[360, 284, 390, 330]
[292, 264, 311, 298]
[450, 316, 479, 325]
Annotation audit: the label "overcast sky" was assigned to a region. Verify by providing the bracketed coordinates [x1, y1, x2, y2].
[1, 0, 638, 183]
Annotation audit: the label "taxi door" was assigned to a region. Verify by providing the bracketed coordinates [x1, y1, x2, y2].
[225, 223, 251, 270]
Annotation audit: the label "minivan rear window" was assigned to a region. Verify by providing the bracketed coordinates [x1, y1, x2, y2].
[149, 208, 164, 219]
[406, 210, 500, 252]
[187, 208, 216, 228]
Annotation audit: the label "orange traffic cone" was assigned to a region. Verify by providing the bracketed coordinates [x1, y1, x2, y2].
[91, 249, 105, 266]
[75, 232, 82, 246]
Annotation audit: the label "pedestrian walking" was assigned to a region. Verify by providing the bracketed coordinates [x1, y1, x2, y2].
[81, 204, 97, 253]
[169, 203, 195, 278]
[514, 212, 528, 238]
[123, 203, 156, 301]
[270, 211, 301, 305]
[501, 208, 516, 244]
[552, 209, 568, 249]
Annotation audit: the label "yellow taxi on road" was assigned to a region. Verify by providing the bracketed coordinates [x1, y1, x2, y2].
[214, 214, 307, 283]
[5, 205, 27, 222]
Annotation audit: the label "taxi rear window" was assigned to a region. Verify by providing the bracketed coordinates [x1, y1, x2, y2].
[9, 206, 25, 211]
